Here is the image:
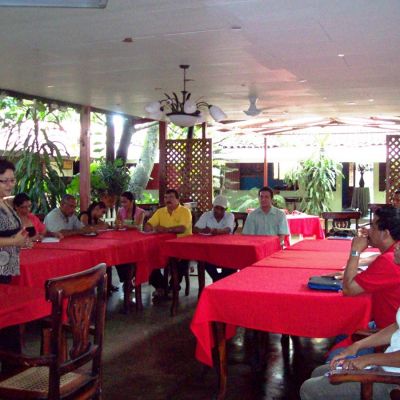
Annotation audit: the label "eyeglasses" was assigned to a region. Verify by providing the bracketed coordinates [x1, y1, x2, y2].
[0, 178, 16, 184]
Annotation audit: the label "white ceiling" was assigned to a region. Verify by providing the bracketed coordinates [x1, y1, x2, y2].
[1, 0, 400, 125]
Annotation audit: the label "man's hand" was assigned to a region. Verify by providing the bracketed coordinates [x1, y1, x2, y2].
[351, 236, 368, 253]
[334, 354, 377, 371]
[325, 271, 344, 280]
[154, 225, 169, 233]
[330, 343, 359, 369]
[82, 225, 96, 234]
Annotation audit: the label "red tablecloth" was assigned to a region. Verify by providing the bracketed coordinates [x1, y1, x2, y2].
[15, 247, 94, 288]
[288, 239, 352, 252]
[0, 285, 50, 329]
[35, 237, 123, 266]
[287, 215, 324, 239]
[191, 267, 372, 366]
[287, 239, 380, 255]
[251, 249, 348, 270]
[161, 234, 281, 269]
[95, 230, 174, 284]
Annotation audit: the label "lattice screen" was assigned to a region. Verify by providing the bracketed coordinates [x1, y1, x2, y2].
[165, 139, 212, 212]
[386, 135, 400, 202]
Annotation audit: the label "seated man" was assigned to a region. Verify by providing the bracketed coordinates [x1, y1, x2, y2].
[144, 189, 192, 297]
[300, 243, 400, 400]
[193, 194, 235, 282]
[325, 205, 400, 360]
[243, 186, 289, 245]
[44, 194, 93, 237]
[342, 205, 400, 330]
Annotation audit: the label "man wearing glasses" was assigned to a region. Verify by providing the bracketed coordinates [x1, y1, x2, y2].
[44, 194, 92, 236]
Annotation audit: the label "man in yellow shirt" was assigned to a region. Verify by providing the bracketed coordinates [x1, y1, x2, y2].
[144, 189, 192, 297]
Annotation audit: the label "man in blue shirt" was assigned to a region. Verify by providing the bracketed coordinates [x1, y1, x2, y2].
[243, 186, 289, 245]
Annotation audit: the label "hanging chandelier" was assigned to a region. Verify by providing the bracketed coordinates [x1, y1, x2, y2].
[145, 65, 227, 127]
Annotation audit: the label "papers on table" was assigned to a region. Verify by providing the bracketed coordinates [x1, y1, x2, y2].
[41, 237, 60, 243]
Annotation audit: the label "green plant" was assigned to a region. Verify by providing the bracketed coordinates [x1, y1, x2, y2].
[66, 162, 107, 201]
[66, 158, 130, 203]
[272, 194, 286, 209]
[285, 155, 343, 215]
[139, 191, 158, 204]
[226, 188, 260, 212]
[1, 97, 71, 214]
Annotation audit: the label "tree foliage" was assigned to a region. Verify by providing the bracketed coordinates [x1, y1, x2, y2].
[0, 97, 71, 214]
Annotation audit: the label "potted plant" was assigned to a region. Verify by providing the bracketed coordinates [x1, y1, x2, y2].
[284, 154, 343, 216]
[67, 158, 130, 206]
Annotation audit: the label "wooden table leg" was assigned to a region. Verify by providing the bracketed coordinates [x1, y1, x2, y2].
[170, 257, 179, 316]
[135, 283, 143, 311]
[214, 322, 227, 400]
[122, 264, 135, 314]
[198, 261, 205, 298]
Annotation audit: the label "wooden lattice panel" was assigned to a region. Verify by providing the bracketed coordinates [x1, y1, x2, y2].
[386, 135, 400, 202]
[165, 139, 212, 212]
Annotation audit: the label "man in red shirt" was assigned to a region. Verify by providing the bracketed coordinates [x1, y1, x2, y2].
[343, 205, 400, 328]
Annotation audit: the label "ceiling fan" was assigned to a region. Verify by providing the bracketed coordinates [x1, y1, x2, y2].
[243, 95, 264, 117]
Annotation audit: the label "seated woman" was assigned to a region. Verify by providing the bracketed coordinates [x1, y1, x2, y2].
[79, 201, 109, 229]
[13, 193, 62, 241]
[115, 191, 145, 229]
[114, 192, 145, 306]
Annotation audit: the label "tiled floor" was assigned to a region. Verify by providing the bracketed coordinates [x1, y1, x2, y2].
[17, 252, 337, 399]
[99, 271, 332, 400]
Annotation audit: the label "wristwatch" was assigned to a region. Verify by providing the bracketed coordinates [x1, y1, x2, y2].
[350, 250, 360, 257]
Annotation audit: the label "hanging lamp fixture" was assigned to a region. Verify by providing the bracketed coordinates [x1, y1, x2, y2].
[145, 65, 227, 127]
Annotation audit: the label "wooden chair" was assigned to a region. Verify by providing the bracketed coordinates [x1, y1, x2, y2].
[233, 212, 248, 234]
[0, 263, 107, 400]
[321, 211, 361, 237]
[329, 366, 400, 400]
[328, 329, 400, 400]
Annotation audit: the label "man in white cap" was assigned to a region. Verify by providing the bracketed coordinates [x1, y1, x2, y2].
[193, 194, 235, 281]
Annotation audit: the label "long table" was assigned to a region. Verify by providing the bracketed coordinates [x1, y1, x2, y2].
[16, 248, 94, 288]
[160, 234, 282, 315]
[251, 249, 349, 270]
[16, 230, 173, 311]
[0, 285, 50, 329]
[191, 267, 372, 399]
[287, 238, 352, 252]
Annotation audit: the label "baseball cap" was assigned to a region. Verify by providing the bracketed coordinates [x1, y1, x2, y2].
[213, 195, 228, 209]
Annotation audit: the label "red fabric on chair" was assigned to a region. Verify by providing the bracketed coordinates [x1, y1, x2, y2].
[191, 267, 372, 367]
[0, 285, 50, 329]
[287, 215, 325, 239]
[161, 234, 281, 268]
